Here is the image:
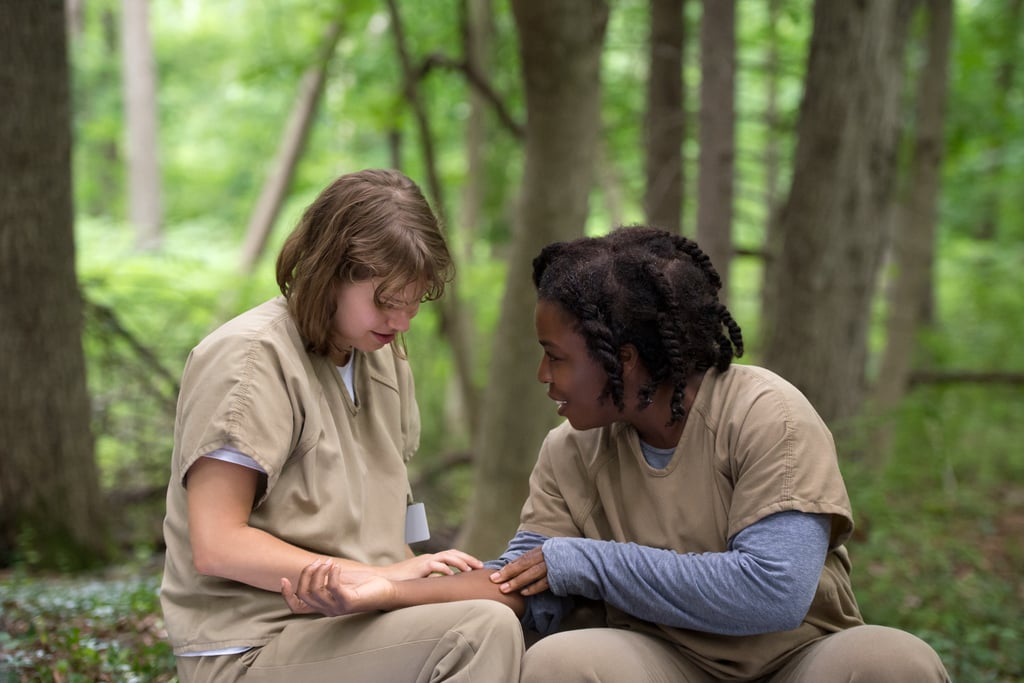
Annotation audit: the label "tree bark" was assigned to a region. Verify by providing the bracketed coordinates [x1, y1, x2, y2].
[871, 0, 952, 439]
[643, 0, 686, 233]
[239, 18, 344, 272]
[121, 0, 163, 251]
[761, 0, 915, 428]
[0, 0, 111, 569]
[458, 0, 609, 559]
[696, 0, 735, 303]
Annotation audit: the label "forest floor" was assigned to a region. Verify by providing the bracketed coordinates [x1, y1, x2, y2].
[1, 485, 1022, 682]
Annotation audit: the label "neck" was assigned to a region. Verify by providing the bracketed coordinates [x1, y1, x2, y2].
[632, 371, 704, 448]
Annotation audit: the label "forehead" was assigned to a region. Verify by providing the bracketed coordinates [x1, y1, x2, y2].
[535, 300, 579, 339]
[377, 278, 427, 304]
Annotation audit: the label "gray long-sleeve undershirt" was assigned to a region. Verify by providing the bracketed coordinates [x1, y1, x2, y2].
[486, 510, 831, 637]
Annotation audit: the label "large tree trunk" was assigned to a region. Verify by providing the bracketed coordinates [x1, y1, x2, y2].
[121, 0, 163, 251]
[458, 0, 609, 559]
[239, 18, 344, 272]
[762, 0, 915, 428]
[0, 0, 111, 569]
[871, 0, 952, 433]
[643, 0, 686, 233]
[696, 0, 735, 302]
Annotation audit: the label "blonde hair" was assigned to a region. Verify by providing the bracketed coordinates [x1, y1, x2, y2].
[276, 169, 453, 357]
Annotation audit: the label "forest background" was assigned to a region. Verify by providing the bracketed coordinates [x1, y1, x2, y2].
[1, 0, 1022, 681]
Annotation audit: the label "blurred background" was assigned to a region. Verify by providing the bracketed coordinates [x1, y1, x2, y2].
[1, 0, 1021, 680]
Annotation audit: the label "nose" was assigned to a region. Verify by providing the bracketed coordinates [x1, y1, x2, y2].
[537, 354, 551, 383]
[388, 302, 419, 332]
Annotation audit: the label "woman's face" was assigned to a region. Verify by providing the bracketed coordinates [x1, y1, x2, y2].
[534, 299, 622, 431]
[331, 279, 423, 358]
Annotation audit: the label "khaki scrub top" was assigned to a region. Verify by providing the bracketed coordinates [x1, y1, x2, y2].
[160, 296, 420, 655]
[519, 364, 864, 680]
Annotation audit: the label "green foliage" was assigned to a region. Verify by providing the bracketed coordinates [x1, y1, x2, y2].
[0, 564, 175, 682]
[842, 381, 1024, 682]
[49, 0, 1024, 680]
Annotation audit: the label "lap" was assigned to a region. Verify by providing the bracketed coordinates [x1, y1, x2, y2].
[178, 600, 522, 683]
[768, 625, 950, 683]
[523, 628, 714, 683]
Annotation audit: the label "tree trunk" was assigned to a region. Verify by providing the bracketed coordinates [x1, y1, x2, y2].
[0, 0, 111, 569]
[760, 0, 784, 323]
[121, 0, 163, 251]
[643, 0, 686, 233]
[761, 0, 915, 428]
[871, 0, 952, 432]
[387, 0, 481, 436]
[458, 0, 609, 559]
[696, 0, 735, 303]
[975, 0, 1023, 241]
[460, 0, 493, 260]
[239, 18, 344, 272]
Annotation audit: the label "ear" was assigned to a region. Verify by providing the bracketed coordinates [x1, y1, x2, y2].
[619, 344, 640, 375]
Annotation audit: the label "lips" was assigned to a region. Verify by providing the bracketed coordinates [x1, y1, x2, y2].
[548, 391, 567, 415]
[373, 332, 396, 345]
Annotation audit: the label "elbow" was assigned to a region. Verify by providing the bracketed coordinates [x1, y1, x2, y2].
[191, 545, 220, 577]
[190, 537, 232, 578]
[763, 584, 816, 633]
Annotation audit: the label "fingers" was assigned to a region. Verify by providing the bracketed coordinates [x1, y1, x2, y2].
[489, 547, 549, 595]
[281, 577, 316, 614]
[294, 558, 336, 612]
[430, 549, 483, 572]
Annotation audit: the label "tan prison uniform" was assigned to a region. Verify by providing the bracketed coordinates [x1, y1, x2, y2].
[161, 297, 522, 682]
[519, 364, 947, 681]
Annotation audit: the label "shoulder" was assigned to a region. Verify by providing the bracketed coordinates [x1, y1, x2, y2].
[699, 364, 828, 432]
[189, 298, 304, 368]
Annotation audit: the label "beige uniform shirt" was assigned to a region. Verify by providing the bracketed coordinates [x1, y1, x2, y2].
[160, 297, 420, 655]
[520, 364, 864, 680]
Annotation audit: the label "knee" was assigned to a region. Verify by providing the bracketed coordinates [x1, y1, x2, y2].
[457, 599, 525, 645]
[823, 626, 950, 682]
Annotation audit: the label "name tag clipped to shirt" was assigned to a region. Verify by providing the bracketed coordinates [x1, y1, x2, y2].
[405, 502, 430, 544]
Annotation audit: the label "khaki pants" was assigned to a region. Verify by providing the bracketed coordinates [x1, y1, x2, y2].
[521, 625, 950, 682]
[176, 600, 523, 683]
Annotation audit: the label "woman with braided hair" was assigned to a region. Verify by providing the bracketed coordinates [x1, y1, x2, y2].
[483, 225, 950, 681]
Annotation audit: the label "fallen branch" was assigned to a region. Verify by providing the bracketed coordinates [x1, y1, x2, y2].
[908, 370, 1024, 387]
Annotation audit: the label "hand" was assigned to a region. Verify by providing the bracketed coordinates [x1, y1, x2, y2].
[379, 549, 484, 581]
[489, 546, 549, 596]
[281, 559, 396, 616]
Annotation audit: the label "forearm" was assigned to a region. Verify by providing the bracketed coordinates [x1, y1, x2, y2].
[391, 569, 525, 616]
[544, 511, 830, 635]
[192, 524, 369, 593]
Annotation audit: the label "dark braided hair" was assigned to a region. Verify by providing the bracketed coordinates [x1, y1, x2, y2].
[532, 225, 744, 424]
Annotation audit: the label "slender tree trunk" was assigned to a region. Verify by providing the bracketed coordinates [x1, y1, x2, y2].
[696, 0, 735, 303]
[975, 0, 1023, 241]
[644, 0, 685, 233]
[239, 19, 344, 272]
[760, 0, 783, 323]
[0, 0, 111, 569]
[872, 0, 952, 433]
[387, 0, 481, 436]
[459, 0, 609, 559]
[121, 0, 163, 251]
[762, 0, 916, 428]
[460, 0, 493, 260]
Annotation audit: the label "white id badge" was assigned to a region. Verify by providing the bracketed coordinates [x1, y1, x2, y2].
[405, 502, 430, 543]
